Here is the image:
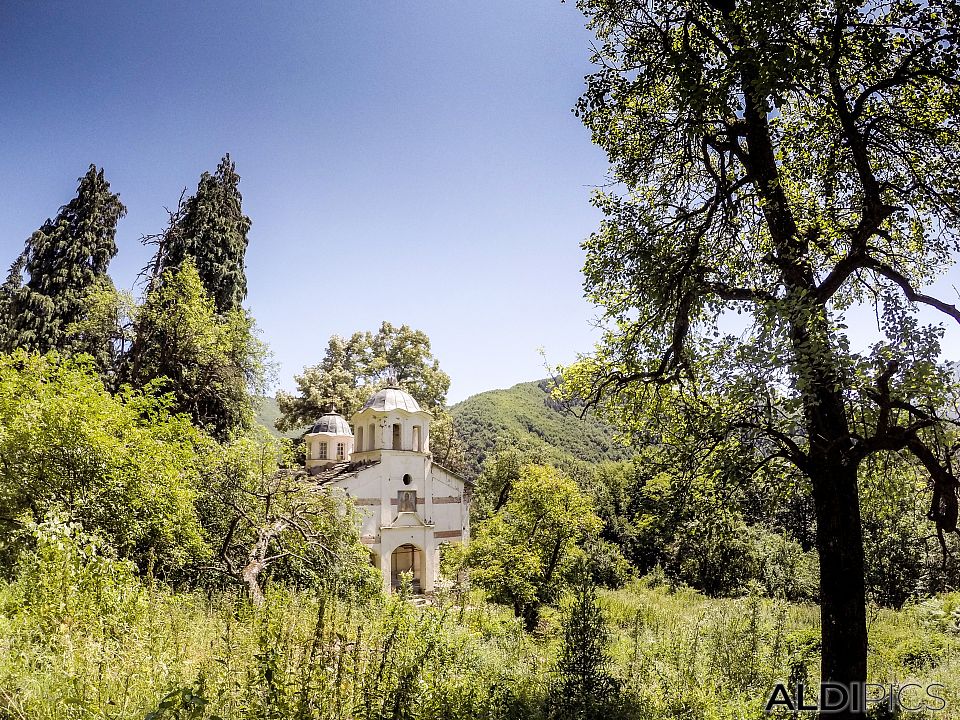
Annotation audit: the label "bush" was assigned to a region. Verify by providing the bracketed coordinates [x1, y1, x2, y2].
[0, 351, 210, 577]
[749, 527, 819, 603]
[13, 512, 146, 636]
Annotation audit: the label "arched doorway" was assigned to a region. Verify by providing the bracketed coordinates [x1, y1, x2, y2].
[391, 543, 422, 592]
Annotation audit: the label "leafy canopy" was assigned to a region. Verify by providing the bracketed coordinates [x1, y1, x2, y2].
[565, 0, 960, 688]
[464, 463, 602, 630]
[277, 321, 451, 429]
[566, 0, 960, 535]
[124, 259, 268, 441]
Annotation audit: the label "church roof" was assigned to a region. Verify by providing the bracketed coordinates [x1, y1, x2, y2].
[307, 459, 380, 484]
[360, 386, 424, 413]
[306, 412, 352, 436]
[432, 461, 474, 487]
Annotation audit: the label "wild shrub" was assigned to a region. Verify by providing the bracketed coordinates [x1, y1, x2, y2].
[14, 512, 146, 636]
[0, 351, 209, 577]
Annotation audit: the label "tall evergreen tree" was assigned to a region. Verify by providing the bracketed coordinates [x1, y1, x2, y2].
[545, 568, 623, 720]
[0, 166, 125, 354]
[150, 154, 251, 314]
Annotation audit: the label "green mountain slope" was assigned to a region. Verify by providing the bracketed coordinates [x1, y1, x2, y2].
[449, 379, 633, 478]
[254, 397, 303, 439]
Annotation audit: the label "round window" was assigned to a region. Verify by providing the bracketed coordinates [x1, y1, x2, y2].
[402, 473, 412, 485]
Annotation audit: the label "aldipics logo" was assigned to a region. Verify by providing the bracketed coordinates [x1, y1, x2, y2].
[765, 682, 948, 714]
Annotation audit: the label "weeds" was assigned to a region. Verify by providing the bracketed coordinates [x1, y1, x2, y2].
[0, 534, 957, 719]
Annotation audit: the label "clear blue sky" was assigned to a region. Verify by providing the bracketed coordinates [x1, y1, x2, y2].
[0, 0, 609, 403]
[2, 1, 958, 404]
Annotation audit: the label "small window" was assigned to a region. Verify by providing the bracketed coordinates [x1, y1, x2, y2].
[356, 426, 364, 452]
[368, 423, 375, 450]
[317, 442, 328, 460]
[336, 442, 345, 461]
[412, 426, 421, 452]
[392, 423, 402, 450]
[398, 490, 417, 512]
[402, 473, 412, 486]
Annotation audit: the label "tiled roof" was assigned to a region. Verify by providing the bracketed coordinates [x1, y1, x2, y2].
[307, 459, 380, 484]
[306, 413, 352, 436]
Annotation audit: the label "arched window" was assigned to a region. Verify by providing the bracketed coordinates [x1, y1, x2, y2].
[392, 423, 402, 450]
[368, 423, 375, 450]
[412, 425, 421, 452]
[356, 426, 364, 452]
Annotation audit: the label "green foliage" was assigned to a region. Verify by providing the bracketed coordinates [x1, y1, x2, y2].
[450, 380, 631, 480]
[545, 571, 624, 720]
[0, 351, 208, 575]
[1, 556, 959, 720]
[859, 454, 960, 606]
[14, 512, 147, 635]
[0, 165, 126, 356]
[124, 260, 267, 441]
[63, 277, 137, 383]
[590, 453, 820, 601]
[253, 396, 301, 440]
[197, 431, 380, 602]
[428, 408, 468, 475]
[471, 449, 524, 521]
[145, 682, 218, 720]
[276, 322, 450, 429]
[568, 0, 960, 685]
[154, 155, 251, 315]
[465, 464, 602, 631]
[748, 527, 820, 603]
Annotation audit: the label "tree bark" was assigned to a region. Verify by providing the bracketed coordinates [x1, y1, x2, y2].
[788, 304, 867, 717]
[809, 451, 868, 711]
[239, 519, 286, 606]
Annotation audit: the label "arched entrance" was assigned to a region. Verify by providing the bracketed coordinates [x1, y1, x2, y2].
[390, 543, 423, 592]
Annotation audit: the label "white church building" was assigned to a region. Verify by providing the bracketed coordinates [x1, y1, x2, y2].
[303, 386, 470, 593]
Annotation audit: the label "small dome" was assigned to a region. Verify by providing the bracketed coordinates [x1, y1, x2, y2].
[307, 413, 353, 436]
[361, 386, 423, 413]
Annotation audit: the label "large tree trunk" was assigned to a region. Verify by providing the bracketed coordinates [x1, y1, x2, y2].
[793, 317, 868, 718]
[736, 36, 870, 711]
[808, 448, 868, 716]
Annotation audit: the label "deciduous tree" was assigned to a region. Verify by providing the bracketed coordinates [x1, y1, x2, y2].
[0, 352, 208, 575]
[464, 464, 601, 630]
[198, 432, 377, 603]
[123, 260, 267, 440]
[277, 322, 451, 428]
[567, 0, 960, 706]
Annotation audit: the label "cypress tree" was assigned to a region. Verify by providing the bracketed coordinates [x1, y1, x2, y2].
[156, 154, 251, 314]
[0, 165, 126, 354]
[546, 570, 624, 720]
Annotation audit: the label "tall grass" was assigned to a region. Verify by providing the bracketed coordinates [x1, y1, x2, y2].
[0, 526, 957, 719]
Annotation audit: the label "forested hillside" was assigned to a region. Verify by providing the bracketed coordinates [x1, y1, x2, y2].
[254, 396, 301, 439]
[449, 380, 632, 478]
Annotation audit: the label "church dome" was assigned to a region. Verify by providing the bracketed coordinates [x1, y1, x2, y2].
[361, 387, 423, 413]
[307, 412, 353, 436]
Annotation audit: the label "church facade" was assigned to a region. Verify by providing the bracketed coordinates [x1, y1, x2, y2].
[304, 386, 470, 593]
